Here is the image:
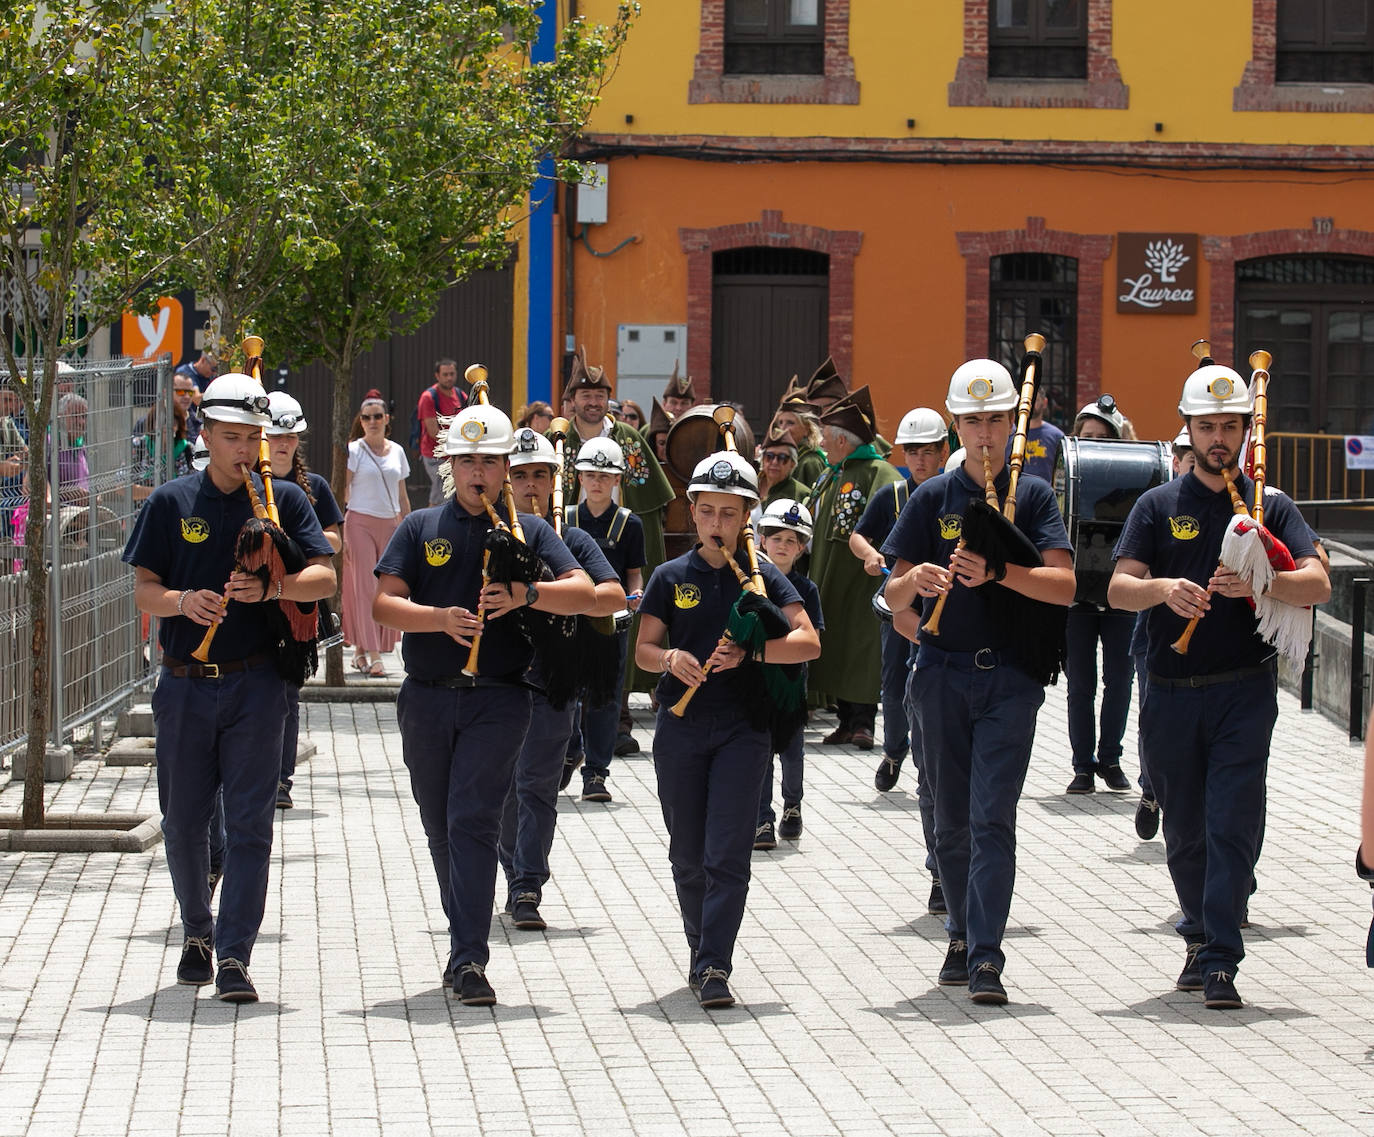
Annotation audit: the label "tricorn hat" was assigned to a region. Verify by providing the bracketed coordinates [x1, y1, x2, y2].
[646, 397, 675, 439]
[760, 423, 798, 455]
[805, 356, 848, 408]
[777, 373, 816, 415]
[818, 384, 878, 445]
[562, 345, 612, 400]
[662, 360, 693, 401]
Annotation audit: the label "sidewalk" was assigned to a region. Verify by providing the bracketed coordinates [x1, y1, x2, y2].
[1, 677, 1371, 1137]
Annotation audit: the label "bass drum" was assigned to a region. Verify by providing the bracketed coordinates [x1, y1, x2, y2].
[663, 404, 757, 558]
[1054, 437, 1172, 606]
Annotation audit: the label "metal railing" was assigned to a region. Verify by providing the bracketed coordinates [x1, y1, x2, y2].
[1269, 432, 1374, 508]
[0, 356, 168, 758]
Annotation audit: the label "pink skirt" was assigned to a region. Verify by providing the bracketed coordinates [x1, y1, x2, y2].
[342, 510, 402, 654]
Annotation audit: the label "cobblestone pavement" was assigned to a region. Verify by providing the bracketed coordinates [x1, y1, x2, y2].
[1, 678, 1372, 1137]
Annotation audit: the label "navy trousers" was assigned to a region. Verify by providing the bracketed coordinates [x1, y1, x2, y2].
[757, 724, 805, 825]
[1133, 649, 1154, 797]
[880, 622, 912, 761]
[1065, 606, 1135, 774]
[397, 679, 532, 970]
[912, 653, 1044, 976]
[279, 684, 301, 790]
[900, 667, 938, 876]
[653, 706, 770, 977]
[152, 664, 286, 964]
[498, 694, 577, 906]
[581, 628, 629, 778]
[1140, 669, 1276, 974]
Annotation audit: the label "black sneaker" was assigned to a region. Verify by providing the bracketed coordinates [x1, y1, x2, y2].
[511, 892, 546, 931]
[778, 803, 802, 840]
[613, 732, 640, 756]
[276, 782, 293, 809]
[1099, 764, 1130, 792]
[874, 753, 904, 792]
[1176, 943, 1204, 991]
[938, 940, 969, 986]
[969, 962, 1008, 1005]
[928, 878, 947, 915]
[1134, 793, 1160, 840]
[215, 958, 258, 1004]
[1066, 772, 1095, 794]
[697, 967, 734, 1009]
[753, 821, 777, 851]
[687, 949, 700, 993]
[176, 935, 214, 986]
[1203, 969, 1242, 1009]
[559, 752, 584, 791]
[581, 773, 612, 803]
[442, 963, 454, 990]
[455, 963, 496, 1006]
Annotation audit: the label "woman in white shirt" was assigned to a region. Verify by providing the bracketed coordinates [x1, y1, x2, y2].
[344, 395, 410, 676]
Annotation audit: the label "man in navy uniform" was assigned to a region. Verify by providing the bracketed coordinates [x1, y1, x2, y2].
[883, 359, 1075, 1005]
[373, 402, 594, 1006]
[124, 371, 336, 1003]
[500, 427, 625, 932]
[1108, 363, 1327, 1009]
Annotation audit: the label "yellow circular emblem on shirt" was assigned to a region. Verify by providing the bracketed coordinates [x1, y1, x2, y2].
[424, 538, 453, 566]
[673, 583, 701, 609]
[180, 517, 209, 544]
[1168, 515, 1200, 540]
[938, 514, 962, 541]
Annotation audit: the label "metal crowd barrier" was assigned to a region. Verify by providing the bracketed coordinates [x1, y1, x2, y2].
[1268, 431, 1374, 508]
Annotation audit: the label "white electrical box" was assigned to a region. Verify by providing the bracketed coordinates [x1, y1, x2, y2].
[576, 163, 609, 225]
[615, 324, 687, 411]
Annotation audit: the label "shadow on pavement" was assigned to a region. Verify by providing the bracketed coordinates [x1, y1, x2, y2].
[619, 993, 792, 1021]
[1106, 844, 1168, 864]
[498, 922, 601, 943]
[866, 990, 1053, 1024]
[342, 995, 563, 1025]
[98, 989, 294, 1022]
[1099, 995, 1315, 1024]
[849, 795, 920, 813]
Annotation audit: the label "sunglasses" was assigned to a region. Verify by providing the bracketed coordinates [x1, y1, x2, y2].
[359, 413, 386, 422]
[761, 451, 794, 463]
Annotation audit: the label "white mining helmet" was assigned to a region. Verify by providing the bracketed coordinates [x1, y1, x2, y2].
[199, 373, 271, 426]
[894, 406, 948, 445]
[442, 404, 516, 456]
[687, 451, 759, 503]
[509, 427, 559, 467]
[1178, 365, 1252, 418]
[575, 437, 627, 473]
[759, 497, 814, 543]
[265, 391, 307, 435]
[945, 359, 1018, 416]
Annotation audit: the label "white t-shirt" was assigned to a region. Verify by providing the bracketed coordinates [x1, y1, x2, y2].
[347, 438, 410, 519]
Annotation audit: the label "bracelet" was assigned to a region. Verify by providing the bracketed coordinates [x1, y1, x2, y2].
[661, 648, 675, 673]
[176, 589, 191, 615]
[269, 579, 282, 602]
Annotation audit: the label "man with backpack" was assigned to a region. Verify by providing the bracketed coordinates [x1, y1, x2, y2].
[416, 358, 468, 506]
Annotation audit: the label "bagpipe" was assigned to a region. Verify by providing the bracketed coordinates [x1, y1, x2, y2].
[456, 366, 594, 708]
[1171, 343, 1311, 663]
[923, 333, 1066, 685]
[191, 336, 321, 686]
[671, 407, 806, 745]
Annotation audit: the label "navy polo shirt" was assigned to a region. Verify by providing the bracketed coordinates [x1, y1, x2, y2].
[1112, 471, 1316, 678]
[122, 470, 334, 662]
[304, 471, 344, 531]
[854, 477, 915, 566]
[786, 567, 824, 633]
[640, 547, 801, 712]
[881, 465, 1071, 652]
[568, 502, 645, 587]
[374, 498, 580, 682]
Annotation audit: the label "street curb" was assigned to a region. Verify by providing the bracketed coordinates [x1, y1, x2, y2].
[0, 812, 162, 853]
[300, 686, 399, 703]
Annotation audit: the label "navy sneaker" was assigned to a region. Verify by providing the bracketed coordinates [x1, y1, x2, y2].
[455, 963, 496, 1006]
[1176, 943, 1204, 991]
[581, 773, 612, 803]
[1066, 771, 1095, 794]
[875, 753, 904, 791]
[275, 781, 293, 809]
[969, 963, 1008, 1005]
[753, 821, 777, 851]
[559, 752, 584, 791]
[176, 935, 214, 987]
[1203, 969, 1242, 1010]
[511, 892, 546, 931]
[928, 878, 947, 915]
[1134, 793, 1160, 840]
[778, 804, 802, 841]
[1099, 764, 1130, 792]
[938, 940, 969, 986]
[697, 967, 734, 1009]
[215, 958, 258, 1004]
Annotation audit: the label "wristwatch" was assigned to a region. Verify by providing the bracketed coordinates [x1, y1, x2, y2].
[524, 581, 540, 607]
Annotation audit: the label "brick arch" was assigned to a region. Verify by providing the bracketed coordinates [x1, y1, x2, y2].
[956, 217, 1112, 413]
[1204, 227, 1374, 361]
[678, 209, 863, 398]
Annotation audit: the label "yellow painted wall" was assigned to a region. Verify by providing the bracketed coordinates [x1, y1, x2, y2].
[584, 0, 1374, 145]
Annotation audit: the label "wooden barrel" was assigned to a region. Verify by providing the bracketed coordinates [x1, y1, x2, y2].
[664, 404, 757, 482]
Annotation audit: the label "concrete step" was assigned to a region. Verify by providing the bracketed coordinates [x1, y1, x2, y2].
[116, 703, 155, 738]
[104, 735, 317, 767]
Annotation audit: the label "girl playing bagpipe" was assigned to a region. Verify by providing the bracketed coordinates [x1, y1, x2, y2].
[634, 450, 819, 1010]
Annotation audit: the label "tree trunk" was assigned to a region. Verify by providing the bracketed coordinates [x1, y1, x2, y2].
[324, 356, 355, 688]
[20, 363, 54, 828]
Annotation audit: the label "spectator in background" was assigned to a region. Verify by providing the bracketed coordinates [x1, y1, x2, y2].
[516, 400, 554, 433]
[1010, 388, 1065, 483]
[174, 351, 217, 392]
[618, 400, 646, 432]
[417, 357, 468, 506]
[344, 393, 410, 676]
[55, 393, 90, 503]
[174, 373, 203, 442]
[136, 397, 193, 493]
[0, 384, 26, 539]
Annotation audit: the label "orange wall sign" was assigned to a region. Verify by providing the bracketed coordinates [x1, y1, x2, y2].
[120, 296, 185, 365]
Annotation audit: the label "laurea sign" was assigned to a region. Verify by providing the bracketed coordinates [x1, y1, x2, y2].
[1116, 233, 1199, 314]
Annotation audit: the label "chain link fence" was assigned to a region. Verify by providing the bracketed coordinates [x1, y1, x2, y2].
[1, 356, 170, 760]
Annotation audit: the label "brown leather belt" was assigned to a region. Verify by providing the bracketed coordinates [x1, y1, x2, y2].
[161, 653, 272, 679]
